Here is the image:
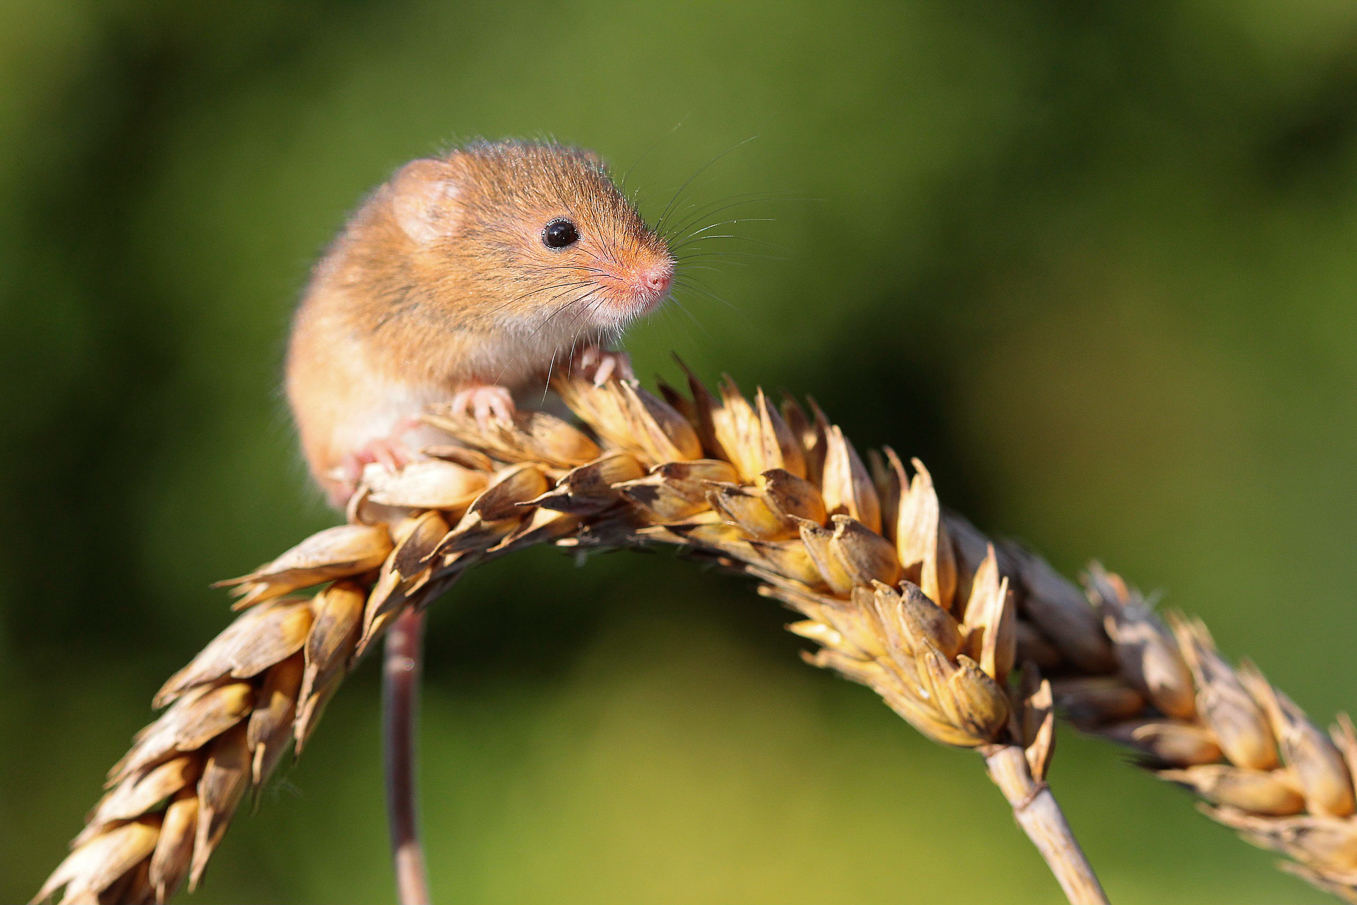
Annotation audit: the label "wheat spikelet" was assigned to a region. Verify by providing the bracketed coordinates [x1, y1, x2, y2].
[36, 370, 1357, 903]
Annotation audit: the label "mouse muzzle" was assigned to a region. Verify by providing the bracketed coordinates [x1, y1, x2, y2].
[591, 252, 675, 323]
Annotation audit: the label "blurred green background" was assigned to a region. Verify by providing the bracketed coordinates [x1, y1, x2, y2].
[4, 1, 1357, 902]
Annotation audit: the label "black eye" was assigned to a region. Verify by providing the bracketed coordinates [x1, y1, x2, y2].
[542, 218, 579, 249]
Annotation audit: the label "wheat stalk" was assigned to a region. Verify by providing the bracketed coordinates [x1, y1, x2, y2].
[35, 369, 1357, 904]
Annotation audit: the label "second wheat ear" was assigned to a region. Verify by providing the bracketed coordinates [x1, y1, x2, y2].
[38, 370, 1357, 905]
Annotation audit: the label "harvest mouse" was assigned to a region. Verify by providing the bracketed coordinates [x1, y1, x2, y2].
[285, 139, 675, 507]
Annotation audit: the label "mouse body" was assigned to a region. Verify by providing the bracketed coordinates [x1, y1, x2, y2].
[285, 140, 675, 506]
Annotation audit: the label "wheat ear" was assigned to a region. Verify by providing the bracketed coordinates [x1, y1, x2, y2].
[36, 369, 1357, 904]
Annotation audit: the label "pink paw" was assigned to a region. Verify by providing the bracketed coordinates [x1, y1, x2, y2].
[328, 442, 405, 508]
[337, 434, 414, 488]
[572, 345, 634, 387]
[327, 418, 427, 507]
[450, 384, 516, 427]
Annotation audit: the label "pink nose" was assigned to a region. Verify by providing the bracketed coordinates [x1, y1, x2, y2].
[642, 264, 673, 296]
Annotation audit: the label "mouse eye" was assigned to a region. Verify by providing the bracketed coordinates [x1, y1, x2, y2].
[542, 218, 579, 249]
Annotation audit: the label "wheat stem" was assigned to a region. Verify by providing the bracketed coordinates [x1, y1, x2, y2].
[984, 744, 1107, 904]
[384, 606, 431, 905]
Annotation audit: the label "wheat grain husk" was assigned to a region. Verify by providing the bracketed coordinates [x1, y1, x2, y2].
[36, 371, 1357, 903]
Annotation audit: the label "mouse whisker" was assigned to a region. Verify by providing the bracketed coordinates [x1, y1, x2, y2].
[669, 217, 778, 245]
[663, 292, 713, 339]
[528, 286, 599, 342]
[662, 195, 775, 241]
[655, 175, 729, 230]
[672, 275, 727, 299]
[560, 290, 610, 349]
[675, 250, 784, 262]
[676, 234, 785, 251]
[498, 274, 606, 307]
[674, 273, 739, 306]
[653, 134, 759, 236]
[660, 191, 802, 242]
[477, 279, 600, 321]
[541, 345, 562, 405]
[559, 291, 616, 378]
[671, 280, 751, 325]
[489, 285, 599, 388]
[507, 279, 596, 302]
[667, 213, 776, 238]
[575, 239, 623, 273]
[620, 118, 685, 194]
[671, 233, 783, 255]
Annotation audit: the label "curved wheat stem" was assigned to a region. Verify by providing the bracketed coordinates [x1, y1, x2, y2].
[35, 369, 1357, 903]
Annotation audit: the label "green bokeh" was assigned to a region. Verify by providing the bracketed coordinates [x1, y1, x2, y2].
[4, 1, 1357, 902]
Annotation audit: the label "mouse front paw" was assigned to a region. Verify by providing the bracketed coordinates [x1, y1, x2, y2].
[449, 383, 516, 427]
[571, 344, 634, 387]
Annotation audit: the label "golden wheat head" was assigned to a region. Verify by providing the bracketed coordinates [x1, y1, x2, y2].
[36, 368, 1357, 904]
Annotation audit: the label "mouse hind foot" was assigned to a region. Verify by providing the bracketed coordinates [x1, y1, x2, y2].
[325, 416, 434, 507]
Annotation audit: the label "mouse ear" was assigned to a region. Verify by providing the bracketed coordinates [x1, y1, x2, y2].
[390, 159, 462, 245]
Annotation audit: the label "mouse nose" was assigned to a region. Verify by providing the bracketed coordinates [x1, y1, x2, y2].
[641, 263, 673, 296]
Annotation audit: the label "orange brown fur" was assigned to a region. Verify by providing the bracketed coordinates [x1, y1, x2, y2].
[286, 140, 674, 505]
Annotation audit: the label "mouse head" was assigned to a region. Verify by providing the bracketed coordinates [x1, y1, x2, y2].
[388, 140, 674, 332]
